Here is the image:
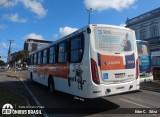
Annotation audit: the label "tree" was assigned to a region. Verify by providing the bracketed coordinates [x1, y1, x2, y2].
[0, 60, 6, 66]
[10, 50, 29, 66]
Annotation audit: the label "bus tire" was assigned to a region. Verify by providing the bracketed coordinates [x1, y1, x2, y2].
[30, 72, 35, 83]
[30, 72, 33, 80]
[48, 76, 55, 94]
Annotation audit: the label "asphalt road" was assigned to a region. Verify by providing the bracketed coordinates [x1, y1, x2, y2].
[0, 69, 160, 117]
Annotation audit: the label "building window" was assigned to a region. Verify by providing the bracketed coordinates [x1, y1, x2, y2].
[43, 49, 47, 64]
[140, 29, 146, 40]
[58, 42, 67, 63]
[150, 25, 158, 37]
[70, 36, 84, 62]
[49, 46, 55, 64]
[28, 43, 32, 52]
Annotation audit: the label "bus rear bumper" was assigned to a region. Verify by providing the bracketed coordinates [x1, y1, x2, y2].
[87, 80, 139, 98]
[140, 75, 153, 83]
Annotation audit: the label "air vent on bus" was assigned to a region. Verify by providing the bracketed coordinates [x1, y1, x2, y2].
[91, 59, 100, 85]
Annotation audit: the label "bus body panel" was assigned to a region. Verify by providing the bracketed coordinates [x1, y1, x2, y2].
[28, 24, 139, 99]
[89, 25, 139, 85]
[88, 80, 139, 98]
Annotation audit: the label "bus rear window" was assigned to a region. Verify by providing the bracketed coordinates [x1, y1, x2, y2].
[137, 44, 149, 56]
[94, 27, 134, 52]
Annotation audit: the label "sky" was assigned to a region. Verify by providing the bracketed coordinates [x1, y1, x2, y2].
[0, 0, 160, 62]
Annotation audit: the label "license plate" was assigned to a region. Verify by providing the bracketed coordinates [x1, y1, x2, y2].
[115, 73, 125, 78]
[116, 86, 125, 92]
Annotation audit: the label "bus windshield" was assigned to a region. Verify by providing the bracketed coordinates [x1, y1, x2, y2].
[137, 44, 149, 55]
[136, 40, 153, 82]
[94, 27, 134, 52]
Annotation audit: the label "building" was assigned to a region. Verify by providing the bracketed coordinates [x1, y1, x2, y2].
[24, 39, 52, 52]
[126, 7, 160, 79]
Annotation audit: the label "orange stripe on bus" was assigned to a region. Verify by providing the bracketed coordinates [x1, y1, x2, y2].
[36, 64, 69, 78]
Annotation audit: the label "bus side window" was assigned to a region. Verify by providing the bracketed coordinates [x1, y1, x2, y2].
[43, 49, 47, 64]
[70, 35, 84, 63]
[46, 48, 50, 64]
[38, 51, 42, 64]
[32, 54, 34, 65]
[41, 51, 43, 64]
[49, 46, 55, 64]
[58, 42, 67, 63]
[34, 53, 37, 65]
[29, 54, 33, 65]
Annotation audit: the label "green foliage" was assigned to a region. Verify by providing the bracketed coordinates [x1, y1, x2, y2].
[10, 50, 29, 64]
[0, 60, 6, 66]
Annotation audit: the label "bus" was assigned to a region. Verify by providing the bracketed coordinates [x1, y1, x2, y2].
[152, 51, 160, 79]
[28, 24, 140, 98]
[136, 40, 153, 82]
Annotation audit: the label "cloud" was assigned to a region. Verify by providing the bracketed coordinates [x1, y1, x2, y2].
[120, 23, 126, 27]
[59, 26, 78, 37]
[0, 42, 8, 49]
[0, 0, 18, 8]
[24, 33, 45, 40]
[53, 34, 59, 40]
[3, 13, 28, 23]
[0, 24, 7, 30]
[0, 0, 47, 18]
[84, 0, 137, 11]
[53, 26, 78, 40]
[20, 0, 47, 18]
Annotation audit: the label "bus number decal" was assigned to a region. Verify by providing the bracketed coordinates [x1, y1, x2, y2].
[125, 53, 135, 69]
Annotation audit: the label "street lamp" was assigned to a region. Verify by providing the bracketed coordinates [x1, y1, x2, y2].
[86, 8, 93, 24]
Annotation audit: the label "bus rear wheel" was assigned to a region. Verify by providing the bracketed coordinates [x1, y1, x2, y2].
[30, 72, 35, 83]
[30, 73, 33, 80]
[48, 77, 55, 94]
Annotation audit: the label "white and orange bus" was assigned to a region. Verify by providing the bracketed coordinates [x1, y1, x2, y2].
[28, 24, 140, 98]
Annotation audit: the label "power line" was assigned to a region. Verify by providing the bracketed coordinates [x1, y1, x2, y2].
[0, 0, 11, 7]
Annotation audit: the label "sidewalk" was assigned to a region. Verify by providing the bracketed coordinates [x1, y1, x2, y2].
[0, 70, 35, 108]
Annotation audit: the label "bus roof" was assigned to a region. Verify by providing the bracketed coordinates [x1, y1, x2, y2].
[29, 24, 133, 55]
[136, 40, 149, 44]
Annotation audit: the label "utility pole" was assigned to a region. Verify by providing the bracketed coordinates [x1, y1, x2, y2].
[86, 8, 92, 24]
[7, 40, 14, 67]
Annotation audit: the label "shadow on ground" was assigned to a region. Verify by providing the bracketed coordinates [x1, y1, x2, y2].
[0, 76, 120, 115]
[140, 81, 160, 93]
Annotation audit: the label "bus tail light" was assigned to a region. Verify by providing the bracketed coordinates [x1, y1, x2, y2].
[91, 59, 100, 85]
[150, 67, 152, 73]
[150, 67, 153, 76]
[136, 59, 139, 79]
